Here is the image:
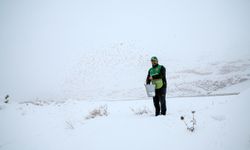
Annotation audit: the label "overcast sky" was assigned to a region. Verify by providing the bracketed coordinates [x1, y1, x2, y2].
[0, 0, 250, 101]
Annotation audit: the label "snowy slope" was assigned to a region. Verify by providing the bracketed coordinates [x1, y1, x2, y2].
[0, 87, 250, 150]
[62, 42, 250, 101]
[1, 40, 250, 101]
[1, 0, 250, 102]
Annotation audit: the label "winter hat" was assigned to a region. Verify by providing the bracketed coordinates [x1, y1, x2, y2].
[151, 56, 158, 61]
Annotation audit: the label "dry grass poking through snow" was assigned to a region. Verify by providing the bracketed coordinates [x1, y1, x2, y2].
[85, 105, 108, 120]
[130, 106, 152, 115]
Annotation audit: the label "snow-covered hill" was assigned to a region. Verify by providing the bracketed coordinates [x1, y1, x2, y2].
[62, 42, 250, 101]
[1, 0, 250, 102]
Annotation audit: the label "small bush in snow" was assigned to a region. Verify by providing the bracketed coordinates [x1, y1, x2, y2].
[180, 111, 197, 132]
[130, 106, 152, 115]
[85, 105, 108, 120]
[4, 95, 9, 103]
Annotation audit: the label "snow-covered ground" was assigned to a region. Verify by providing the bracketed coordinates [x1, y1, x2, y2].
[0, 85, 250, 150]
[1, 43, 250, 150]
[1, 0, 250, 149]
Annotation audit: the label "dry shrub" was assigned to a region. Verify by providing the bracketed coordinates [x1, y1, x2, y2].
[85, 105, 108, 120]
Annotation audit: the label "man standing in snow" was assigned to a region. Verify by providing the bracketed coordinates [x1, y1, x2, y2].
[146, 56, 167, 116]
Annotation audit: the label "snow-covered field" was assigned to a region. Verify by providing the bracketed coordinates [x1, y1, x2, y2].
[1, 43, 250, 150]
[1, 83, 250, 150]
[1, 0, 250, 149]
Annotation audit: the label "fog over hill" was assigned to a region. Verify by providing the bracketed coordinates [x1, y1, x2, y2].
[0, 0, 250, 101]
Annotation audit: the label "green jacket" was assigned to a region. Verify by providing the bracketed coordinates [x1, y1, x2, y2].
[146, 64, 167, 89]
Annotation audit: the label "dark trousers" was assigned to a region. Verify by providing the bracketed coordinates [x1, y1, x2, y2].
[153, 87, 167, 116]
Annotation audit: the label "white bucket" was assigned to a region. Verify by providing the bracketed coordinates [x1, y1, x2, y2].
[144, 84, 155, 97]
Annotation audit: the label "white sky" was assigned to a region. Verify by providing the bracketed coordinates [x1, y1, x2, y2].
[0, 0, 250, 101]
